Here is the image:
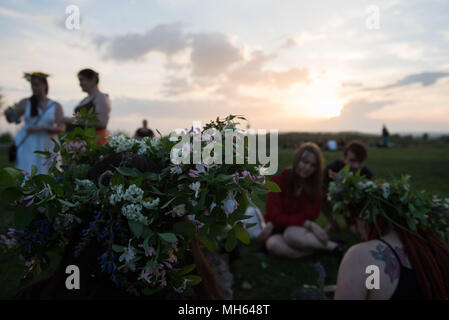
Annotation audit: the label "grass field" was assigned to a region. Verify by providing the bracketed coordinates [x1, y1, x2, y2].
[1, 146, 448, 299]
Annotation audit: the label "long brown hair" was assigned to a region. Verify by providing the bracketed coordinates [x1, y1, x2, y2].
[30, 76, 49, 117]
[359, 209, 449, 299]
[287, 142, 324, 202]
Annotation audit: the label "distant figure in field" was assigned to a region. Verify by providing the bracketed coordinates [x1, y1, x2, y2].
[381, 124, 390, 148]
[134, 119, 154, 140]
[326, 140, 338, 151]
[322, 141, 373, 233]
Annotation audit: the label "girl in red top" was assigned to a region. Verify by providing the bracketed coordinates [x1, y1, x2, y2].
[259, 142, 339, 258]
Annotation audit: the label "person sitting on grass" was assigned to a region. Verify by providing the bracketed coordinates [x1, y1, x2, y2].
[327, 172, 449, 300]
[257, 142, 343, 258]
[322, 140, 373, 233]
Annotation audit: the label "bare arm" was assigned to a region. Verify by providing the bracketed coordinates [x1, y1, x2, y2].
[334, 244, 369, 300]
[4, 98, 27, 123]
[93, 93, 110, 129]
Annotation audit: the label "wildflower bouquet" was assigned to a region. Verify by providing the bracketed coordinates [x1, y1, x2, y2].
[0, 114, 278, 296]
[327, 167, 449, 243]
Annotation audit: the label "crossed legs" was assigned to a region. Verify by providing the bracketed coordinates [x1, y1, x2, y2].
[265, 226, 338, 258]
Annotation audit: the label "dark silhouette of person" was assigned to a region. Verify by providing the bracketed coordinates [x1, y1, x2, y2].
[134, 119, 154, 140]
[382, 124, 390, 147]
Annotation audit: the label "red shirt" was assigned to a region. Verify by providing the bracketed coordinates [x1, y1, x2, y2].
[265, 169, 322, 231]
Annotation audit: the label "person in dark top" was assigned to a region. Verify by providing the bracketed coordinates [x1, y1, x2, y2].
[65, 69, 111, 146]
[333, 205, 449, 300]
[134, 119, 154, 140]
[322, 141, 373, 233]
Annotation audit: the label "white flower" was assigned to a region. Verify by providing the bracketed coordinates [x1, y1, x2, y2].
[190, 199, 198, 207]
[138, 267, 152, 283]
[121, 203, 149, 225]
[150, 138, 160, 148]
[189, 181, 201, 198]
[143, 197, 160, 209]
[222, 192, 238, 216]
[109, 184, 124, 205]
[381, 183, 390, 199]
[195, 164, 207, 174]
[170, 166, 183, 175]
[136, 140, 149, 155]
[119, 240, 136, 263]
[123, 184, 144, 203]
[172, 204, 186, 217]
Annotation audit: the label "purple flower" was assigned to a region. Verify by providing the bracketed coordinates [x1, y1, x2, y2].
[188, 169, 199, 178]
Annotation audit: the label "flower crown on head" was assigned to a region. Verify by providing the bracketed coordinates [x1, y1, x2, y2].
[327, 166, 449, 241]
[23, 72, 50, 82]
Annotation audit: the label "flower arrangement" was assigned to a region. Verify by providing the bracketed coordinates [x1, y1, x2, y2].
[0, 114, 279, 297]
[327, 166, 449, 243]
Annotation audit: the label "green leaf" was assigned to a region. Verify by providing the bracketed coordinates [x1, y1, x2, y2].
[178, 264, 196, 276]
[14, 207, 34, 230]
[1, 167, 24, 186]
[161, 197, 176, 209]
[198, 234, 217, 253]
[116, 167, 141, 177]
[263, 180, 281, 193]
[173, 221, 196, 238]
[158, 232, 177, 242]
[225, 228, 237, 252]
[112, 244, 125, 253]
[234, 225, 250, 245]
[0, 187, 22, 206]
[184, 275, 202, 286]
[58, 199, 77, 208]
[128, 220, 143, 238]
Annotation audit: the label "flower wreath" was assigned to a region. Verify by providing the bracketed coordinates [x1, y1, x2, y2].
[0, 114, 279, 296]
[23, 72, 50, 82]
[327, 167, 449, 243]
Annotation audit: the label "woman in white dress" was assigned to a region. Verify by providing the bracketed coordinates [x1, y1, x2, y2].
[4, 72, 65, 174]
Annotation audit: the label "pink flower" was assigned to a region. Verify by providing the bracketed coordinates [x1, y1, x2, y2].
[233, 172, 239, 184]
[21, 170, 29, 176]
[188, 169, 199, 178]
[242, 222, 247, 230]
[241, 170, 255, 181]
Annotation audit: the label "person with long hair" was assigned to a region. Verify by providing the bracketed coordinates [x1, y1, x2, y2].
[258, 142, 341, 258]
[4, 72, 65, 174]
[65, 68, 111, 145]
[329, 174, 449, 300]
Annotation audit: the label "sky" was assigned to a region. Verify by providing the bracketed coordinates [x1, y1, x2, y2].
[0, 0, 448, 136]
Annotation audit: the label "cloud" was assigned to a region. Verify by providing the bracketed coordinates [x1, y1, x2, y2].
[281, 32, 327, 49]
[190, 33, 243, 77]
[381, 72, 449, 89]
[160, 76, 193, 96]
[93, 23, 189, 61]
[224, 50, 310, 91]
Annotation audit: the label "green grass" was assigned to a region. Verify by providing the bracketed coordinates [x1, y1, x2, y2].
[1, 147, 448, 299]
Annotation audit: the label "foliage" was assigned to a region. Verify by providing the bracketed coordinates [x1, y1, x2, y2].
[327, 166, 449, 242]
[0, 113, 279, 297]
